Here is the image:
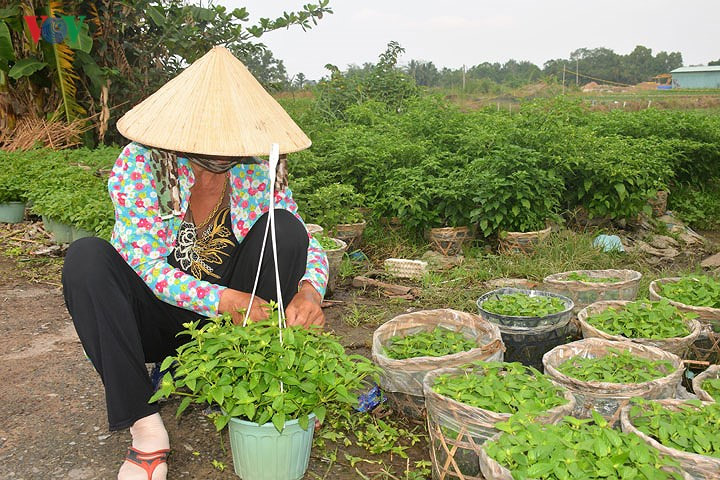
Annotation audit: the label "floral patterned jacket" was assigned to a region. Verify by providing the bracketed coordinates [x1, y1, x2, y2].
[108, 141, 328, 316]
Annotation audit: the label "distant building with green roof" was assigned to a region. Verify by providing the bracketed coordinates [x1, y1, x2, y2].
[670, 66, 720, 89]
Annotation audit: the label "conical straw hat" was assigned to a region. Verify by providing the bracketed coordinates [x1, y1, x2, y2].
[116, 46, 311, 156]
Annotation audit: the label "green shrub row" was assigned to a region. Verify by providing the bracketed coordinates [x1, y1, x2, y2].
[2, 96, 719, 241]
[287, 96, 720, 236]
[0, 147, 117, 238]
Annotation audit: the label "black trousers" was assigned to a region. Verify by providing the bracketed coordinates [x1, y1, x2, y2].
[62, 210, 309, 430]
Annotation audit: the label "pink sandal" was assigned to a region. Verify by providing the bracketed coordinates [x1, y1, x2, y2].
[124, 447, 170, 480]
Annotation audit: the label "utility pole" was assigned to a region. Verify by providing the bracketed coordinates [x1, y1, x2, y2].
[576, 58, 579, 85]
[562, 64, 566, 94]
[462, 64, 466, 92]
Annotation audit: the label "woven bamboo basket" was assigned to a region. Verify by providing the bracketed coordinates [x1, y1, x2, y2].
[692, 365, 720, 402]
[577, 300, 702, 358]
[649, 278, 720, 364]
[323, 238, 347, 296]
[331, 220, 366, 250]
[423, 365, 575, 480]
[497, 226, 551, 255]
[477, 429, 693, 480]
[621, 399, 720, 480]
[428, 226, 473, 256]
[306, 223, 323, 236]
[543, 338, 684, 425]
[383, 258, 428, 279]
[543, 269, 642, 313]
[371, 309, 504, 419]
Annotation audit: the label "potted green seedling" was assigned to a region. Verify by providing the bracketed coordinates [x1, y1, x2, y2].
[577, 299, 701, 357]
[151, 305, 378, 480]
[476, 288, 574, 369]
[298, 183, 366, 250]
[479, 412, 688, 479]
[650, 274, 720, 363]
[543, 269, 642, 312]
[0, 178, 26, 224]
[692, 365, 720, 402]
[469, 145, 563, 255]
[423, 362, 575, 479]
[622, 399, 720, 478]
[314, 232, 347, 295]
[0, 152, 27, 223]
[543, 339, 684, 422]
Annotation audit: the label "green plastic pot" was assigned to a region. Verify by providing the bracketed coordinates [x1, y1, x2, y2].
[228, 413, 315, 480]
[42, 216, 73, 244]
[71, 226, 95, 242]
[0, 202, 26, 223]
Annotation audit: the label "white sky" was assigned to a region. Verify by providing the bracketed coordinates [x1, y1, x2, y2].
[218, 0, 719, 80]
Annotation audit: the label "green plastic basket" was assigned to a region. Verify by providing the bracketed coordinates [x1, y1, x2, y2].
[228, 414, 315, 480]
[42, 216, 72, 244]
[0, 202, 25, 223]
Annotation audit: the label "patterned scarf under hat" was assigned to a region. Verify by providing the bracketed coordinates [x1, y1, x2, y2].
[148, 148, 288, 218]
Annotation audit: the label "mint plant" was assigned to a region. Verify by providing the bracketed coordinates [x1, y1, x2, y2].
[629, 399, 720, 459]
[481, 293, 566, 317]
[557, 348, 674, 384]
[294, 182, 364, 229]
[384, 327, 476, 360]
[314, 232, 342, 250]
[484, 412, 683, 479]
[566, 272, 622, 283]
[658, 275, 720, 309]
[150, 310, 379, 433]
[701, 377, 720, 402]
[585, 300, 694, 339]
[431, 362, 569, 414]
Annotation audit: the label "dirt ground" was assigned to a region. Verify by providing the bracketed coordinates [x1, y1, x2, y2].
[0, 253, 423, 480]
[1, 223, 717, 480]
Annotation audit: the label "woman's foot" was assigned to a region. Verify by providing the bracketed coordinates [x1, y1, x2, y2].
[117, 413, 170, 480]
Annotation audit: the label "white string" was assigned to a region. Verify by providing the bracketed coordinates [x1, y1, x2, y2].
[241, 143, 285, 392]
[242, 144, 286, 328]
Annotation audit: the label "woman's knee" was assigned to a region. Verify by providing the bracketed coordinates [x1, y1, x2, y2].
[62, 237, 120, 287]
[273, 209, 309, 251]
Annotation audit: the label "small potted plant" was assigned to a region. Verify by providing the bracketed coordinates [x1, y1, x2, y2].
[0, 163, 26, 223]
[314, 232, 347, 295]
[151, 306, 378, 480]
[469, 146, 563, 255]
[297, 183, 366, 250]
[543, 269, 642, 312]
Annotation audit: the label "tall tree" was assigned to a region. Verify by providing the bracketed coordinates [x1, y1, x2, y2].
[1, 0, 332, 144]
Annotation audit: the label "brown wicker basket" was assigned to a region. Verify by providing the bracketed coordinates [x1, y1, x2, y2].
[371, 309, 504, 419]
[543, 269, 642, 313]
[542, 338, 684, 424]
[649, 278, 720, 364]
[428, 226, 473, 256]
[306, 223, 323, 236]
[331, 220, 366, 250]
[423, 365, 575, 480]
[692, 365, 720, 402]
[621, 399, 720, 480]
[323, 238, 347, 296]
[498, 226, 551, 255]
[577, 300, 702, 358]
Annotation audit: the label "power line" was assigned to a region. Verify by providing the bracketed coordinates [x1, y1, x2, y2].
[562, 66, 635, 87]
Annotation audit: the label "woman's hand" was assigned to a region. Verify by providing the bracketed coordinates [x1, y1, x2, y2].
[286, 282, 325, 328]
[218, 288, 270, 324]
